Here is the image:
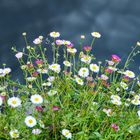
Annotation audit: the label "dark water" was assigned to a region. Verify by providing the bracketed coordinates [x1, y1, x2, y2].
[0, 0, 140, 79]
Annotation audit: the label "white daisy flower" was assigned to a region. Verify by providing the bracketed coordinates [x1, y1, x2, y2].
[49, 64, 61, 73]
[0, 97, 3, 106]
[63, 61, 71, 67]
[67, 48, 77, 54]
[25, 116, 37, 128]
[42, 82, 52, 87]
[33, 38, 42, 44]
[111, 99, 122, 106]
[120, 82, 128, 90]
[108, 66, 117, 71]
[3, 68, 11, 75]
[26, 77, 37, 82]
[37, 69, 48, 74]
[47, 90, 57, 96]
[9, 129, 19, 138]
[131, 99, 140, 105]
[30, 94, 43, 105]
[15, 52, 23, 59]
[111, 95, 121, 101]
[50, 32, 60, 38]
[124, 70, 135, 78]
[91, 32, 101, 38]
[75, 77, 84, 85]
[103, 108, 113, 116]
[63, 40, 71, 45]
[32, 129, 42, 135]
[62, 129, 72, 139]
[7, 97, 21, 108]
[78, 67, 89, 78]
[90, 64, 99, 73]
[81, 55, 91, 64]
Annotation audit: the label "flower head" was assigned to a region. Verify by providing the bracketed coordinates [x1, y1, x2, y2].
[25, 116, 37, 128]
[120, 82, 128, 90]
[50, 32, 60, 38]
[83, 46, 92, 52]
[111, 54, 121, 63]
[47, 90, 57, 96]
[63, 61, 71, 67]
[7, 97, 21, 108]
[90, 64, 99, 73]
[124, 70, 135, 78]
[91, 32, 101, 38]
[81, 55, 91, 64]
[15, 52, 23, 59]
[32, 129, 42, 135]
[33, 38, 42, 45]
[78, 67, 89, 78]
[62, 129, 72, 139]
[75, 77, 84, 85]
[9, 129, 19, 138]
[111, 123, 119, 132]
[49, 64, 61, 73]
[30, 94, 43, 105]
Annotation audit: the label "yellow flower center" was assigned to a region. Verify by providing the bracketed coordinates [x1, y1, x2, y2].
[12, 100, 17, 105]
[34, 97, 39, 102]
[28, 119, 33, 124]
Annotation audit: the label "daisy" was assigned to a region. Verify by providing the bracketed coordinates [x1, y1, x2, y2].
[15, 52, 23, 59]
[49, 64, 61, 73]
[111, 99, 122, 106]
[111, 95, 121, 101]
[30, 94, 43, 105]
[3, 68, 11, 75]
[25, 116, 37, 128]
[103, 108, 113, 116]
[78, 67, 89, 78]
[50, 32, 60, 38]
[0, 97, 2, 106]
[48, 76, 55, 82]
[63, 40, 71, 45]
[91, 32, 101, 38]
[63, 61, 71, 67]
[47, 90, 57, 96]
[75, 77, 84, 85]
[81, 55, 91, 64]
[67, 48, 77, 54]
[56, 39, 64, 46]
[32, 129, 42, 135]
[131, 99, 140, 105]
[33, 38, 42, 45]
[124, 70, 135, 78]
[90, 64, 99, 73]
[120, 82, 128, 90]
[26, 77, 37, 82]
[42, 82, 52, 87]
[62, 129, 72, 139]
[9, 129, 19, 138]
[37, 69, 48, 74]
[7, 97, 21, 108]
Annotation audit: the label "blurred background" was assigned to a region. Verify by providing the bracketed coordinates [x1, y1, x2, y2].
[0, 0, 140, 79]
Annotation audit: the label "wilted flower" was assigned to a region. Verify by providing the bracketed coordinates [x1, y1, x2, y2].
[15, 52, 23, 59]
[52, 106, 60, 111]
[9, 129, 19, 138]
[7, 97, 21, 108]
[91, 32, 101, 38]
[30, 94, 43, 105]
[62, 129, 72, 139]
[56, 39, 64, 46]
[25, 116, 37, 128]
[83, 46, 92, 52]
[35, 59, 43, 66]
[90, 64, 99, 73]
[78, 67, 89, 78]
[35, 106, 44, 112]
[111, 54, 121, 63]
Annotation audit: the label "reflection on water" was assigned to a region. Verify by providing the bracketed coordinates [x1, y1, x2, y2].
[0, 0, 140, 79]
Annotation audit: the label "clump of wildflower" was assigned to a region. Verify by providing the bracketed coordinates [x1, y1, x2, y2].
[24, 116, 37, 128]
[9, 129, 19, 138]
[30, 94, 43, 105]
[62, 129, 72, 139]
[91, 32, 101, 38]
[7, 97, 21, 108]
